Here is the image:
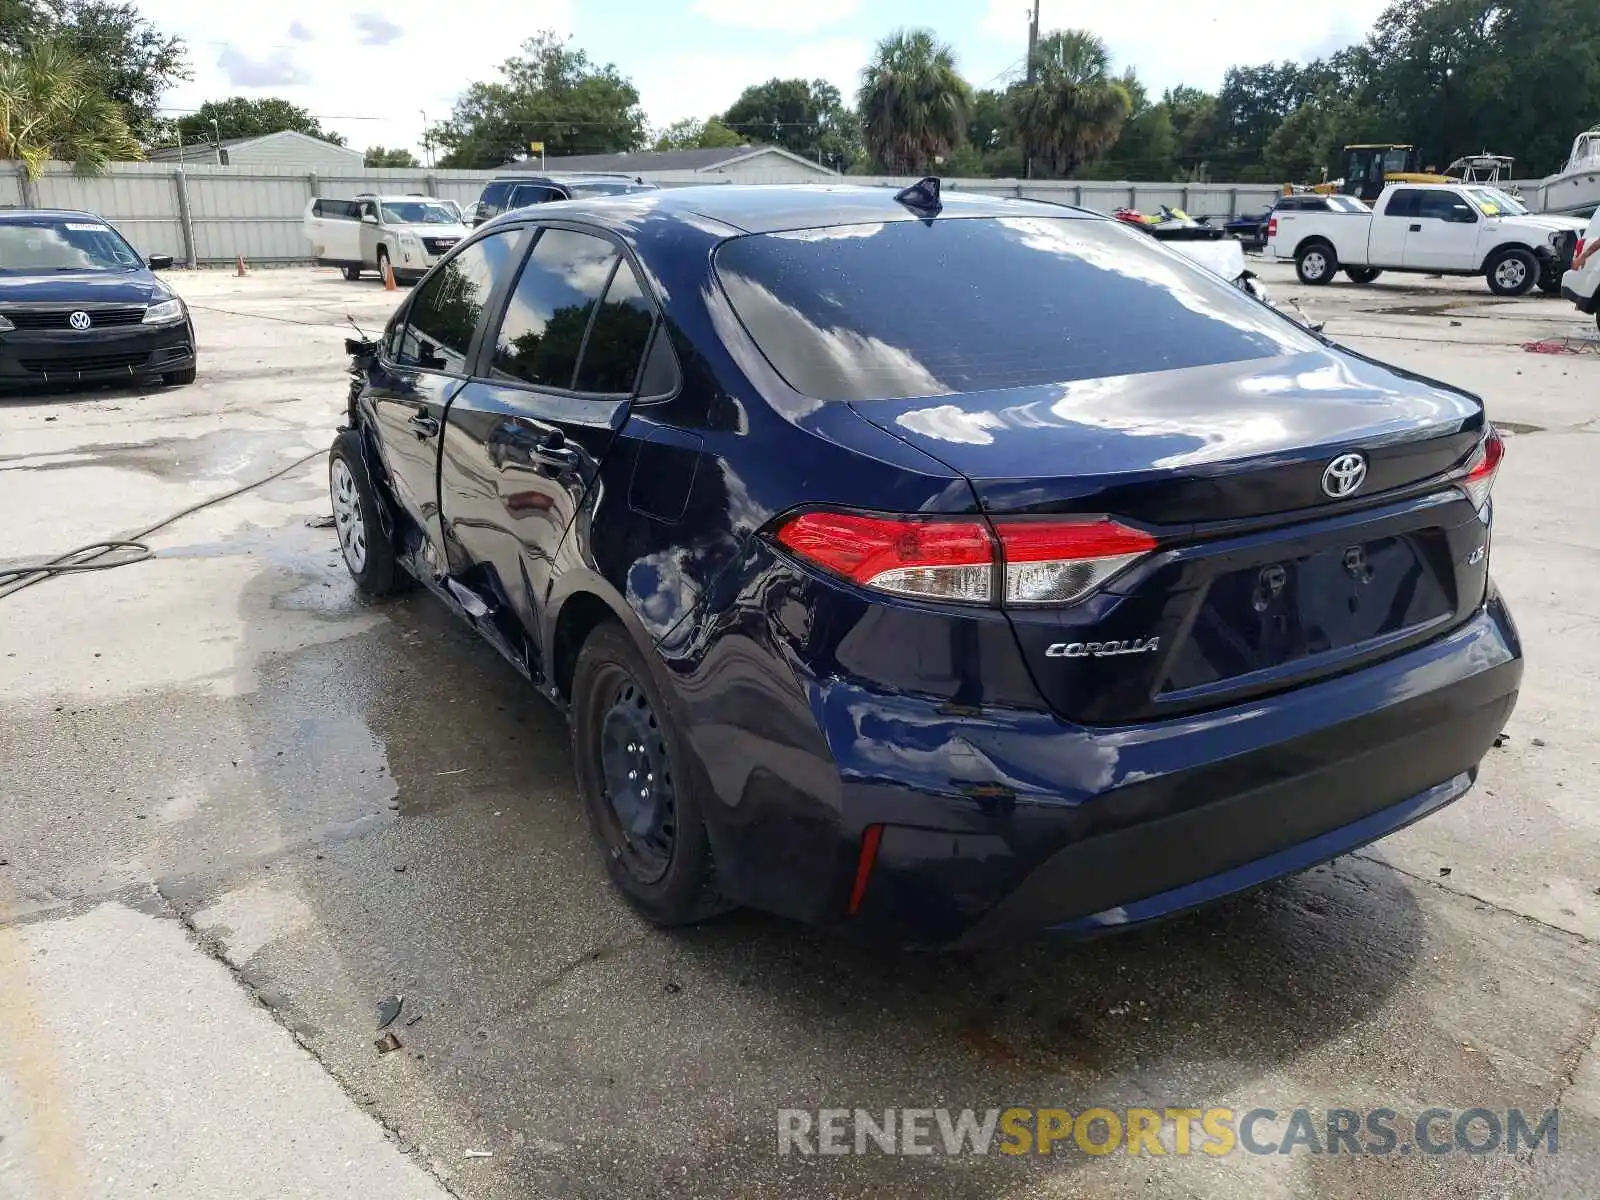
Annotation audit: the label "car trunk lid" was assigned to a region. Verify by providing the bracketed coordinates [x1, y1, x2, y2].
[849, 351, 1492, 723]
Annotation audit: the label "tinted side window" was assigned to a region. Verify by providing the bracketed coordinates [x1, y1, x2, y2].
[398, 230, 524, 373]
[1385, 190, 1422, 218]
[636, 329, 681, 399]
[573, 260, 656, 393]
[509, 185, 559, 209]
[1418, 191, 1471, 220]
[1305, 199, 1329, 211]
[490, 228, 618, 388]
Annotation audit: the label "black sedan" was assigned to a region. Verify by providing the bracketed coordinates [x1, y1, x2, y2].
[0, 209, 196, 390]
[328, 182, 1519, 946]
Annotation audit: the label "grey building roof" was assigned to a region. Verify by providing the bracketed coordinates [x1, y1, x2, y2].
[146, 130, 359, 164]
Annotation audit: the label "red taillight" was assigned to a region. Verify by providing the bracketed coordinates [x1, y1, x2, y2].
[774, 511, 994, 603]
[1576, 237, 1587, 262]
[1459, 426, 1505, 510]
[772, 511, 1156, 606]
[994, 518, 1158, 605]
[1267, 216, 1278, 239]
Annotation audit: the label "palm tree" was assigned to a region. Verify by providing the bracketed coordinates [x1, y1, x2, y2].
[857, 29, 972, 175]
[0, 37, 141, 178]
[1008, 31, 1132, 178]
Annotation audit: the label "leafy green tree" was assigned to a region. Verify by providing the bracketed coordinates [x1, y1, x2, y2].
[1007, 30, 1131, 178]
[721, 77, 860, 168]
[2, 0, 187, 141]
[364, 145, 419, 167]
[652, 116, 742, 151]
[858, 28, 972, 174]
[171, 97, 344, 147]
[432, 32, 647, 169]
[0, 34, 141, 175]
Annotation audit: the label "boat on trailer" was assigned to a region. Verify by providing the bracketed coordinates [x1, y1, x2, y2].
[1533, 128, 1600, 215]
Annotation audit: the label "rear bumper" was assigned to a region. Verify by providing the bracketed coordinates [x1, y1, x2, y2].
[0, 322, 194, 389]
[808, 593, 1521, 946]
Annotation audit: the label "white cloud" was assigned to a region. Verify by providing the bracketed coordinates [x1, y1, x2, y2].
[979, 0, 1393, 93]
[688, 0, 858, 35]
[630, 36, 869, 129]
[139, 0, 575, 157]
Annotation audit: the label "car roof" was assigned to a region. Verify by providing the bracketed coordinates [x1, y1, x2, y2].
[0, 208, 104, 224]
[350, 194, 455, 202]
[488, 173, 641, 184]
[484, 184, 1100, 236]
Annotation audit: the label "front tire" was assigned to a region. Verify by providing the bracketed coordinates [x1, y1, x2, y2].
[1487, 248, 1538, 297]
[1344, 267, 1382, 284]
[376, 247, 392, 285]
[571, 622, 728, 926]
[328, 430, 404, 595]
[1296, 242, 1337, 285]
[163, 364, 197, 386]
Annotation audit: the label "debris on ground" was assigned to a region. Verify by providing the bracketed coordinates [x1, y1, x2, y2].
[305, 514, 336, 529]
[1439, 867, 1453, 878]
[464, 1149, 493, 1159]
[1531, 737, 1547, 747]
[375, 1031, 403, 1054]
[1494, 733, 1509, 748]
[376, 995, 404, 1031]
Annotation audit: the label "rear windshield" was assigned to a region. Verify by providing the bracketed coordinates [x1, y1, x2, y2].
[715, 216, 1314, 402]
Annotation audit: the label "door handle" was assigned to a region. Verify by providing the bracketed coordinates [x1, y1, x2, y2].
[533, 442, 579, 470]
[1409, 224, 1422, 232]
[408, 412, 439, 438]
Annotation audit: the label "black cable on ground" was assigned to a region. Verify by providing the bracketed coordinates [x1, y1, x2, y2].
[0, 448, 324, 602]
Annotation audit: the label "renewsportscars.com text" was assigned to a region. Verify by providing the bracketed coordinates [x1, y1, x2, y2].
[777, 1107, 1559, 1157]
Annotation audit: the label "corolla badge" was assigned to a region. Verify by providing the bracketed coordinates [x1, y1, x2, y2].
[1046, 638, 1160, 659]
[1322, 452, 1367, 499]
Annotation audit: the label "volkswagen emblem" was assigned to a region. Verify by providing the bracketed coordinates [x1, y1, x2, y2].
[1322, 452, 1368, 499]
[68, 310, 92, 330]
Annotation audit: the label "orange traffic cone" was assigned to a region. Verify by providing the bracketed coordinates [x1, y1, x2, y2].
[381, 257, 396, 291]
[235, 254, 247, 277]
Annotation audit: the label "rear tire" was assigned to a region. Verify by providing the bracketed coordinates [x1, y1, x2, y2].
[328, 430, 404, 595]
[1296, 242, 1337, 285]
[571, 621, 729, 927]
[1486, 247, 1538, 297]
[343, 264, 362, 281]
[1344, 267, 1382, 284]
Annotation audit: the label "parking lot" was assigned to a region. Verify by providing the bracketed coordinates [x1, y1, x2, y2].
[2, 261, 1598, 1199]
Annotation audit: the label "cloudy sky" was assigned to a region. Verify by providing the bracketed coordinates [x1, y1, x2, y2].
[136, 0, 1396, 158]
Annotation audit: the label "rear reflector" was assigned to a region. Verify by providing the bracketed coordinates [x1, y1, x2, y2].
[848, 824, 884, 915]
[772, 511, 1156, 606]
[1458, 426, 1505, 510]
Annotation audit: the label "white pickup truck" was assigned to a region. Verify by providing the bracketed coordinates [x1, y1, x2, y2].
[1267, 182, 1584, 296]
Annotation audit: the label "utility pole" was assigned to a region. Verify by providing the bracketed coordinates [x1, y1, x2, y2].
[1024, 0, 1039, 180]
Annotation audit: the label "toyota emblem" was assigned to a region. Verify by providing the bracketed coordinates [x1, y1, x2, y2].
[1322, 452, 1368, 499]
[68, 310, 92, 330]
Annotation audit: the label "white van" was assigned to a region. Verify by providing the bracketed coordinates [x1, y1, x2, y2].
[304, 194, 470, 282]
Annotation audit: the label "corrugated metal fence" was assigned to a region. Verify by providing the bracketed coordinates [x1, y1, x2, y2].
[3, 160, 1292, 266]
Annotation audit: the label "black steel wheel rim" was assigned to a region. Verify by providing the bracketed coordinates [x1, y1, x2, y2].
[594, 670, 675, 883]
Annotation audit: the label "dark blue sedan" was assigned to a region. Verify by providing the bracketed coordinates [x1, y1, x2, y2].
[0, 209, 195, 389]
[329, 183, 1521, 946]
